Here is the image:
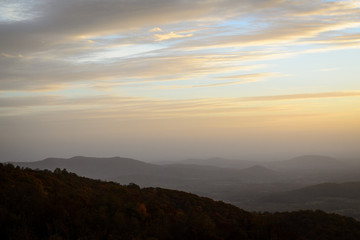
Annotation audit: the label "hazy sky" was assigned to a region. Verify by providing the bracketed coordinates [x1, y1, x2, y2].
[1, 0, 360, 162]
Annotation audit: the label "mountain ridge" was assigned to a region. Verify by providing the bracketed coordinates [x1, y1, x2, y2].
[242, 182, 360, 220]
[2, 163, 360, 240]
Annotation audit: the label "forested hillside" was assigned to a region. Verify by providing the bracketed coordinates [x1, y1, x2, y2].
[242, 182, 360, 220]
[1, 163, 360, 240]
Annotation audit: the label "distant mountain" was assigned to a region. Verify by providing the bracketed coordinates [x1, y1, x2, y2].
[272, 155, 344, 170]
[163, 157, 258, 169]
[14, 155, 360, 213]
[266, 182, 360, 200]
[15, 156, 225, 185]
[242, 182, 360, 220]
[14, 156, 160, 180]
[269, 155, 360, 183]
[162, 155, 346, 171]
[239, 165, 283, 179]
[13, 156, 299, 206]
[163, 155, 352, 177]
[14, 156, 288, 186]
[218, 165, 287, 183]
[2, 163, 360, 240]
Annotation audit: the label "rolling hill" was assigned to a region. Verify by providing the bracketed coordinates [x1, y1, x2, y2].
[15, 156, 160, 180]
[2, 163, 360, 240]
[242, 182, 360, 220]
[13, 155, 360, 217]
[163, 157, 258, 169]
[267, 155, 345, 171]
[13, 156, 289, 190]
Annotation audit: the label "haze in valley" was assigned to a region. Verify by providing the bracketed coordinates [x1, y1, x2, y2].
[11, 155, 360, 220]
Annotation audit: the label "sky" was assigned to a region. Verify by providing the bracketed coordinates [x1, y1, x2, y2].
[1, 0, 360, 162]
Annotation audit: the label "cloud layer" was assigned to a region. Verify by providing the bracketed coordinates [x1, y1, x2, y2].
[1, 0, 360, 161]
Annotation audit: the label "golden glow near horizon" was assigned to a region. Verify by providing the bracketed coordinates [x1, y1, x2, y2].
[1, 0, 360, 161]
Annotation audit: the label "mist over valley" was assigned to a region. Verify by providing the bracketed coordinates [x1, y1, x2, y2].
[13, 154, 360, 220]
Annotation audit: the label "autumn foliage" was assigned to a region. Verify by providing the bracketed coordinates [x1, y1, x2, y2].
[1, 163, 360, 240]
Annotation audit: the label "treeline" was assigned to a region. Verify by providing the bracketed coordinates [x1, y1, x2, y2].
[1, 163, 360, 240]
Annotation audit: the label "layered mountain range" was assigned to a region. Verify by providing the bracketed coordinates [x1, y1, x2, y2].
[2, 163, 360, 240]
[13, 155, 360, 220]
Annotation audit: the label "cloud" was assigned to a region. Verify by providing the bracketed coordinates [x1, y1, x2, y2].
[2, 91, 360, 118]
[1, 0, 360, 103]
[159, 80, 258, 89]
[240, 91, 360, 102]
[317, 67, 338, 72]
[159, 72, 279, 89]
[2, 0, 360, 162]
[218, 72, 279, 80]
[149, 27, 163, 32]
[154, 32, 193, 41]
[0, 0, 241, 54]
[0, 1, 38, 22]
[1, 46, 274, 91]
[177, 20, 360, 51]
[302, 33, 360, 48]
[1, 52, 24, 58]
[8, 0, 355, 54]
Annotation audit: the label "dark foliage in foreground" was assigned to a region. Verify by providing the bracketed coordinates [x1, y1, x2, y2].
[1, 163, 360, 240]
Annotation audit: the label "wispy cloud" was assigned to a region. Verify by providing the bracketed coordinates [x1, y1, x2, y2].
[1, 0, 360, 161]
[154, 32, 193, 41]
[1, 0, 359, 94]
[218, 72, 281, 80]
[2, 91, 360, 118]
[317, 67, 338, 72]
[149, 27, 163, 32]
[1, 52, 24, 58]
[159, 72, 279, 89]
[241, 91, 360, 102]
